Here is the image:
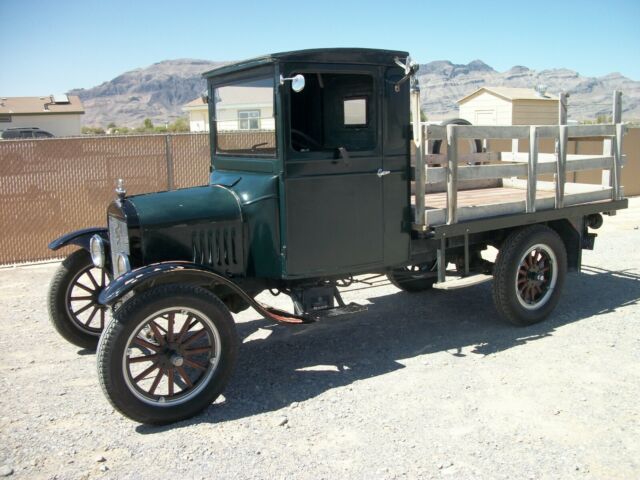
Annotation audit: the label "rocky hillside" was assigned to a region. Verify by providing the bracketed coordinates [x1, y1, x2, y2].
[69, 60, 224, 127]
[418, 59, 640, 121]
[70, 58, 640, 127]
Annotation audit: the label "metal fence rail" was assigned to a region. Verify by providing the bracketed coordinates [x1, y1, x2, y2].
[0, 133, 210, 265]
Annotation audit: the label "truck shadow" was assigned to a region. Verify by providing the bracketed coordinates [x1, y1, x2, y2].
[136, 265, 639, 433]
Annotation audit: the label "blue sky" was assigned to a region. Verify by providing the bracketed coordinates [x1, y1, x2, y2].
[1, 0, 638, 96]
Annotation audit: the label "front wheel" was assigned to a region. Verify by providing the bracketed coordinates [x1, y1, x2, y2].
[492, 225, 567, 326]
[48, 249, 110, 349]
[97, 284, 238, 424]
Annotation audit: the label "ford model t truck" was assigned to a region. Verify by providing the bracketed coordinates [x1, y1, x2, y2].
[47, 49, 628, 424]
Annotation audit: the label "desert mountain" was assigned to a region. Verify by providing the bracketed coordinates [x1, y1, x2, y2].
[69, 58, 640, 127]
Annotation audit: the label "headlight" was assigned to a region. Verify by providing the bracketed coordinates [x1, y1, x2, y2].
[116, 254, 131, 276]
[89, 235, 105, 268]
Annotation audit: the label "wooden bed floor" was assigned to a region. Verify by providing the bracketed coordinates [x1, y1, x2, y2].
[415, 187, 555, 210]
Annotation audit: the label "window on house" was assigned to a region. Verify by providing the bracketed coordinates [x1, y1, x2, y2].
[0, 115, 11, 123]
[238, 110, 260, 130]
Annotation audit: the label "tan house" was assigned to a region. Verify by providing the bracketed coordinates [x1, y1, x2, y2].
[0, 95, 84, 136]
[458, 87, 559, 125]
[183, 97, 209, 132]
[183, 84, 275, 133]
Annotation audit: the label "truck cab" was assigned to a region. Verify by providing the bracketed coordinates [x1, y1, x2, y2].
[205, 48, 411, 279]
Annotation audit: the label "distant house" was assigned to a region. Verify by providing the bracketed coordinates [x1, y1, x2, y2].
[458, 87, 559, 125]
[183, 97, 209, 132]
[0, 95, 84, 136]
[183, 85, 275, 133]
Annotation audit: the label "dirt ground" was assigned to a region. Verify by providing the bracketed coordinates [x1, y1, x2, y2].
[0, 199, 639, 480]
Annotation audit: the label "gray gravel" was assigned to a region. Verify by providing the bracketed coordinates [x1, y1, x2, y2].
[1, 199, 639, 480]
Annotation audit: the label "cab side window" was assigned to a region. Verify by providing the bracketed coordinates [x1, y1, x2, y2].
[290, 73, 375, 153]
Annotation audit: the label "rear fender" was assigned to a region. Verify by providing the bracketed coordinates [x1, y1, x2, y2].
[98, 261, 309, 324]
[48, 227, 109, 252]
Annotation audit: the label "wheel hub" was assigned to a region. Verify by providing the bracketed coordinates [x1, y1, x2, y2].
[170, 354, 184, 367]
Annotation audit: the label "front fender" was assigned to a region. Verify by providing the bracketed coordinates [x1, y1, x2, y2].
[48, 227, 108, 251]
[98, 261, 258, 307]
[98, 261, 309, 325]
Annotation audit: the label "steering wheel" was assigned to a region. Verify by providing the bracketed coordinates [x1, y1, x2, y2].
[291, 129, 321, 150]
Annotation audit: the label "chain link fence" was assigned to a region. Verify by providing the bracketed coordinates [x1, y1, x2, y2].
[0, 133, 210, 265]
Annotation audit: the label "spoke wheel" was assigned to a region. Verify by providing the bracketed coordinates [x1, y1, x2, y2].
[97, 284, 238, 425]
[515, 244, 557, 310]
[66, 261, 109, 335]
[493, 225, 567, 326]
[123, 307, 221, 406]
[48, 249, 111, 349]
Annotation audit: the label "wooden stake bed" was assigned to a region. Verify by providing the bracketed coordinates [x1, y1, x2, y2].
[414, 185, 615, 226]
[422, 187, 553, 210]
[412, 121, 625, 229]
[418, 187, 550, 226]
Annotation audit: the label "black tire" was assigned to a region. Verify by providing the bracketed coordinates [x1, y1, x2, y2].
[431, 118, 483, 155]
[97, 284, 238, 425]
[47, 249, 110, 349]
[388, 262, 437, 292]
[492, 225, 567, 326]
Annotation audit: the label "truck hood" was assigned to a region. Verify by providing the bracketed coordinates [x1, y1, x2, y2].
[127, 185, 242, 228]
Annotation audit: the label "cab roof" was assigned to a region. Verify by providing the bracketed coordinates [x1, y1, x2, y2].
[202, 48, 409, 79]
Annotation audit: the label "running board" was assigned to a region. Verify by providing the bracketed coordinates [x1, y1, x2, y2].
[433, 274, 493, 290]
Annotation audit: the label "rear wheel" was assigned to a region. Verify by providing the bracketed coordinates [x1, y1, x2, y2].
[492, 225, 567, 326]
[97, 284, 238, 424]
[48, 249, 110, 349]
[388, 262, 437, 292]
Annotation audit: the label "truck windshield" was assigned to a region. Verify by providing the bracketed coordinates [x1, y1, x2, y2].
[213, 76, 276, 157]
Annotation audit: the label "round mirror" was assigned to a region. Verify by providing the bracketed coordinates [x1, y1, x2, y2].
[291, 74, 305, 93]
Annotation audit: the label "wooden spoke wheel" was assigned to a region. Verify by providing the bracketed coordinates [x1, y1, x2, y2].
[493, 225, 567, 326]
[124, 307, 222, 405]
[97, 284, 238, 424]
[515, 245, 557, 310]
[48, 249, 110, 349]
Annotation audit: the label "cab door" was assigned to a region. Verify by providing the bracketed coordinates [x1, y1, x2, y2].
[282, 66, 385, 277]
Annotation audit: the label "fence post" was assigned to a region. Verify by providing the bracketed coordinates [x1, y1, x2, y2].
[558, 92, 569, 125]
[613, 123, 623, 200]
[446, 125, 458, 225]
[414, 122, 426, 228]
[165, 134, 175, 190]
[526, 126, 538, 213]
[601, 91, 622, 209]
[556, 126, 568, 209]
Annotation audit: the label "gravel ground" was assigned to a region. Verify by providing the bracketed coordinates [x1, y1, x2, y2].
[1, 199, 639, 480]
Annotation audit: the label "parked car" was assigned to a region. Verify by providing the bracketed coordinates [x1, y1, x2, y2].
[1, 127, 55, 139]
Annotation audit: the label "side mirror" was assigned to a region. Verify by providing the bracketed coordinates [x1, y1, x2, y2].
[279, 74, 305, 93]
[201, 92, 209, 104]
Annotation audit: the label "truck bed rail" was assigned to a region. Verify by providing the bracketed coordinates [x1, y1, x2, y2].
[412, 92, 626, 230]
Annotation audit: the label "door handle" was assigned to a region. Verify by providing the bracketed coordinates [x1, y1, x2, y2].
[377, 169, 391, 177]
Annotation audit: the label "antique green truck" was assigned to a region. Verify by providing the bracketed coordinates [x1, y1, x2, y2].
[47, 48, 628, 424]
